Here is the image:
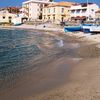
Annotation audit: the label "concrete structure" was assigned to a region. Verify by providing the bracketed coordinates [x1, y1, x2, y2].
[22, 0, 54, 20]
[70, 3, 99, 21]
[0, 10, 17, 23]
[42, 2, 74, 23]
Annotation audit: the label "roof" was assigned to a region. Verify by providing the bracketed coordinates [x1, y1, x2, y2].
[73, 3, 94, 7]
[46, 2, 75, 7]
[23, 0, 53, 4]
[96, 9, 100, 13]
[71, 16, 86, 20]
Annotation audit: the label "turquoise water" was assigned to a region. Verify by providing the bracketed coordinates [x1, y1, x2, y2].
[0, 29, 45, 90]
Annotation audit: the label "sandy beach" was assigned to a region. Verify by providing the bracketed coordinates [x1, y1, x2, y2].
[0, 25, 100, 100]
[30, 32, 100, 100]
[31, 57, 100, 100]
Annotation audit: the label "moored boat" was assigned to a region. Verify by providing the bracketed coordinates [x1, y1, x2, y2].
[14, 23, 22, 26]
[82, 24, 92, 33]
[90, 25, 100, 33]
[64, 25, 82, 32]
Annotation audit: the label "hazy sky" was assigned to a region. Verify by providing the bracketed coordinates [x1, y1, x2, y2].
[0, 0, 99, 7]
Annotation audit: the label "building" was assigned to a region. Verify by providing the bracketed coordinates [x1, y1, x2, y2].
[0, 7, 20, 14]
[22, 0, 53, 21]
[42, 2, 75, 23]
[70, 3, 99, 21]
[95, 9, 100, 20]
[0, 10, 17, 23]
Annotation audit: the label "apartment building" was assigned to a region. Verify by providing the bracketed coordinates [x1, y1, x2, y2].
[70, 3, 99, 21]
[42, 2, 74, 23]
[22, 0, 53, 21]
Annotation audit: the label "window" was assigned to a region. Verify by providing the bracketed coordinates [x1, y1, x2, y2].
[54, 8, 55, 13]
[76, 9, 81, 13]
[91, 9, 94, 12]
[53, 15, 55, 21]
[48, 9, 50, 13]
[61, 16, 64, 22]
[82, 9, 87, 13]
[40, 8, 42, 11]
[71, 10, 75, 13]
[9, 16, 12, 19]
[48, 16, 50, 19]
[61, 8, 64, 13]
[3, 16, 5, 19]
[37, 9, 39, 11]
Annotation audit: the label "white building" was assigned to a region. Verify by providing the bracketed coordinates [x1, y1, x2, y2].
[22, 0, 54, 21]
[70, 3, 99, 21]
[0, 10, 17, 23]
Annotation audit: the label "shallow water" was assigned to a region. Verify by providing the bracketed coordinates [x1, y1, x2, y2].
[0, 29, 79, 91]
[0, 29, 100, 100]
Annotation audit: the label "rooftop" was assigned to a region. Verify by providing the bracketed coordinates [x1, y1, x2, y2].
[45, 2, 75, 7]
[23, 0, 53, 4]
[73, 3, 94, 7]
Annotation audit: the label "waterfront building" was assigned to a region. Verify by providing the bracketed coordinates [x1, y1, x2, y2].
[42, 2, 74, 23]
[70, 3, 99, 21]
[22, 0, 54, 21]
[0, 9, 17, 24]
[95, 9, 100, 20]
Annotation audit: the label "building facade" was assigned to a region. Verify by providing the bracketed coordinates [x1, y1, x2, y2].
[70, 3, 99, 21]
[22, 0, 53, 20]
[0, 10, 17, 23]
[95, 9, 100, 20]
[42, 2, 74, 23]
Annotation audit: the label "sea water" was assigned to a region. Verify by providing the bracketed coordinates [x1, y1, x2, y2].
[0, 29, 45, 90]
[0, 29, 68, 91]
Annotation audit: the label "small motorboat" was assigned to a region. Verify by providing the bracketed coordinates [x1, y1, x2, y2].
[90, 25, 100, 33]
[82, 24, 92, 33]
[64, 25, 82, 32]
[14, 23, 22, 26]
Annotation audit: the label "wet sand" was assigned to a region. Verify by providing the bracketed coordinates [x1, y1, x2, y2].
[0, 31, 100, 100]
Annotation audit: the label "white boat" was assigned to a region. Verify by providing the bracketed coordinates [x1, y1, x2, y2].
[90, 25, 100, 33]
[82, 25, 91, 33]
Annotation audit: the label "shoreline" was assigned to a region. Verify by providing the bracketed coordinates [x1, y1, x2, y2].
[1, 24, 100, 43]
[0, 25, 100, 100]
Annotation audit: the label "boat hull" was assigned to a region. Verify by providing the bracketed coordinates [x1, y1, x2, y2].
[90, 26, 100, 33]
[64, 26, 82, 32]
[82, 26, 91, 33]
[14, 23, 22, 26]
[82, 24, 93, 33]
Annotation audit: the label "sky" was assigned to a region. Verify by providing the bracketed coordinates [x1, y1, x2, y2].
[0, 0, 99, 7]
